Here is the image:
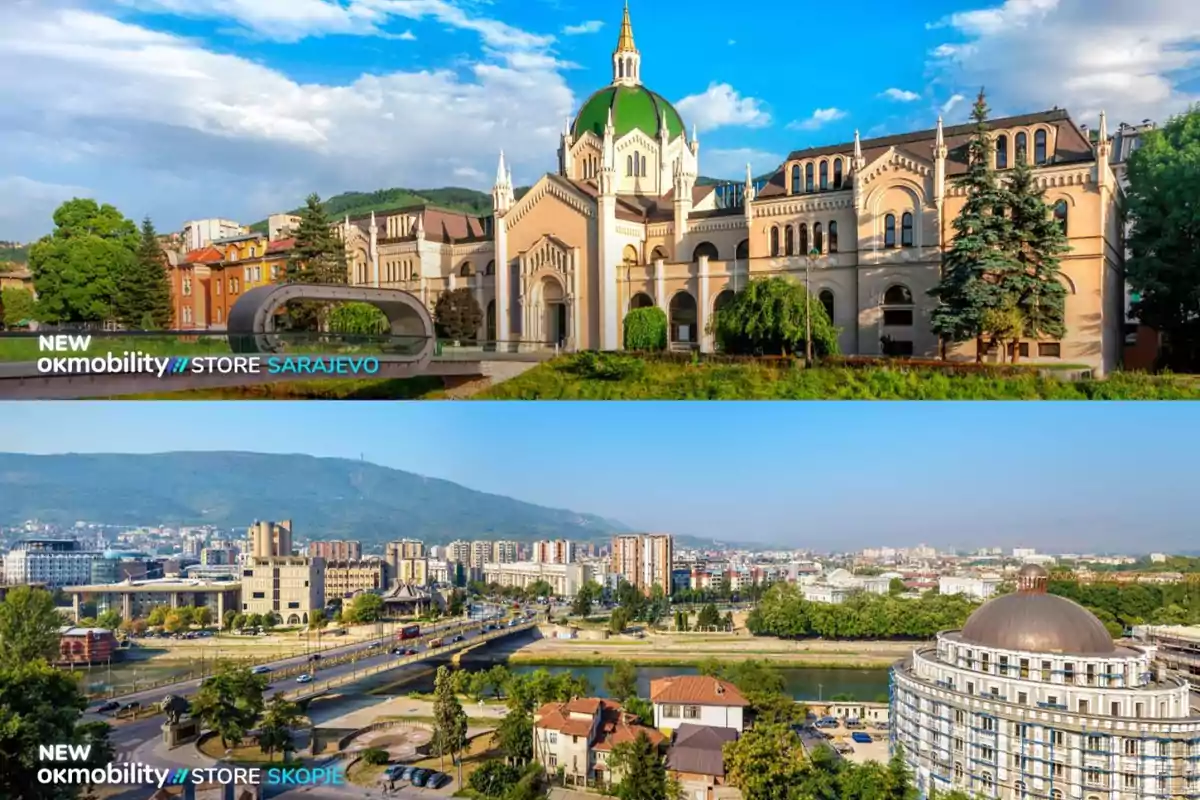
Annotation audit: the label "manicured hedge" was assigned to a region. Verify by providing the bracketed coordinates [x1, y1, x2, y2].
[623, 306, 668, 351]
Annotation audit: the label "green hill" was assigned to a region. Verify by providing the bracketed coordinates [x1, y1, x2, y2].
[0, 451, 629, 545]
[0, 242, 29, 265]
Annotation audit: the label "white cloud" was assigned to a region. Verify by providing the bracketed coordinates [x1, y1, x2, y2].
[786, 108, 847, 131]
[0, 177, 92, 241]
[881, 88, 920, 102]
[727, 39, 736, 45]
[0, 0, 576, 240]
[675, 83, 771, 132]
[561, 20, 603, 35]
[397, 29, 416, 40]
[702, 148, 782, 180]
[941, 94, 966, 115]
[928, 0, 1200, 124]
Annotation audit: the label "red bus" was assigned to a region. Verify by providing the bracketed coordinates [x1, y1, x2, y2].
[396, 624, 420, 641]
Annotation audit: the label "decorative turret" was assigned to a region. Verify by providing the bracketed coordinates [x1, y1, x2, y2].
[492, 151, 515, 214]
[368, 210, 379, 287]
[559, 117, 574, 176]
[852, 129, 865, 172]
[612, 2, 641, 86]
[1096, 110, 1111, 188]
[743, 163, 755, 224]
[933, 116, 948, 208]
[599, 115, 617, 196]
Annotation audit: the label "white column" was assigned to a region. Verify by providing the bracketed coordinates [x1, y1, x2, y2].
[495, 216, 509, 349]
[597, 200, 619, 350]
[698, 255, 711, 353]
[571, 247, 581, 350]
[654, 258, 666, 312]
[474, 275, 486, 342]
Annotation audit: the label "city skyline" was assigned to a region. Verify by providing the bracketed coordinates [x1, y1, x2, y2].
[2, 401, 1197, 552]
[2, 0, 1197, 239]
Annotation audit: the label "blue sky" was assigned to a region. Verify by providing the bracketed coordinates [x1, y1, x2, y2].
[1, 0, 1197, 241]
[2, 401, 1197, 553]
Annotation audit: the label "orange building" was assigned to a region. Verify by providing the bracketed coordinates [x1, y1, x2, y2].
[58, 626, 119, 665]
[171, 234, 294, 329]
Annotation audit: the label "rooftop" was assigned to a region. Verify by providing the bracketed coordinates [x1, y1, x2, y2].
[650, 675, 749, 707]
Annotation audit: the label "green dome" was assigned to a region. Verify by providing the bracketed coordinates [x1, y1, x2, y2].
[573, 85, 686, 141]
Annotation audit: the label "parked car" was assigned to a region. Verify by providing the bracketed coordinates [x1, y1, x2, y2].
[400, 766, 418, 782]
[411, 769, 431, 787]
[384, 765, 407, 781]
[250, 665, 271, 674]
[426, 772, 452, 790]
[851, 732, 874, 744]
[296, 674, 313, 683]
[308, 654, 322, 662]
[95, 700, 120, 713]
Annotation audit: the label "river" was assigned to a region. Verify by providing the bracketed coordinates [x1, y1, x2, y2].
[386, 662, 891, 702]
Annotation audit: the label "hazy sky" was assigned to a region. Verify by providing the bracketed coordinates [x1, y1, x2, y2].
[1, 402, 1196, 553]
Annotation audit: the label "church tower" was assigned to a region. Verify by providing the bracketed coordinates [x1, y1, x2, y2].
[612, 2, 640, 86]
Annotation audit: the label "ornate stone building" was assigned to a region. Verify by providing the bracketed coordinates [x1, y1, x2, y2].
[337, 4, 1126, 374]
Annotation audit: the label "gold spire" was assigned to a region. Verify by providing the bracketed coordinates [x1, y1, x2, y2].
[615, 1, 636, 53]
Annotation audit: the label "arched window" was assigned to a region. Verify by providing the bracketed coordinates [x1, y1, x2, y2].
[813, 222, 824, 253]
[790, 164, 801, 194]
[459, 262, 473, 277]
[1053, 200, 1068, 235]
[980, 774, 993, 790]
[833, 158, 843, 189]
[485, 260, 495, 275]
[784, 225, 795, 255]
[692, 242, 718, 261]
[901, 212, 914, 247]
[883, 284, 914, 329]
[828, 221, 839, 253]
[819, 160, 829, 190]
[819, 289, 834, 321]
[1016, 132, 1028, 162]
[799, 223, 809, 254]
[630, 293, 654, 309]
[626, 155, 633, 176]
[805, 163, 814, 192]
[735, 240, 749, 260]
[1034, 129, 1048, 164]
[884, 214, 897, 248]
[769, 226, 780, 257]
[641, 154, 647, 176]
[618, 60, 624, 79]
[622, 245, 639, 266]
[651, 246, 669, 262]
[996, 134, 1009, 169]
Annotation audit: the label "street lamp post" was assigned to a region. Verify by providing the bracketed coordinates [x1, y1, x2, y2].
[805, 247, 820, 366]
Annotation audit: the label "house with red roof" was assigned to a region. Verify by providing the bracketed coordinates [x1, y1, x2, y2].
[533, 697, 664, 789]
[649, 675, 749, 734]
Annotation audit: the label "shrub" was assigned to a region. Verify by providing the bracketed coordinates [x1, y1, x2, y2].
[469, 759, 522, 797]
[361, 747, 389, 766]
[561, 352, 646, 381]
[711, 277, 839, 356]
[623, 306, 668, 351]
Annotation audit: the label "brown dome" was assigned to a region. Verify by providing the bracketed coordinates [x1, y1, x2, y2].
[959, 565, 1114, 655]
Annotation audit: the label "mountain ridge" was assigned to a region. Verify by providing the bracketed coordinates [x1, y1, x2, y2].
[0, 451, 634, 546]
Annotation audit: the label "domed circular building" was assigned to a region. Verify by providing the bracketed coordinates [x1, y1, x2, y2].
[891, 564, 1200, 799]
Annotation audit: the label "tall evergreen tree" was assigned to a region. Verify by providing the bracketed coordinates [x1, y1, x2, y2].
[929, 90, 1017, 360]
[115, 216, 174, 328]
[432, 666, 468, 778]
[999, 148, 1069, 360]
[284, 193, 348, 330]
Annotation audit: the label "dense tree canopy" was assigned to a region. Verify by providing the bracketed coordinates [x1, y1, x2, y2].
[0, 586, 63, 666]
[1125, 108, 1200, 370]
[711, 276, 839, 356]
[434, 287, 483, 343]
[189, 663, 268, 748]
[746, 583, 979, 639]
[115, 216, 174, 328]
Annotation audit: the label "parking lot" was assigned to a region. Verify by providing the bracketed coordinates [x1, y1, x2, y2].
[805, 719, 891, 765]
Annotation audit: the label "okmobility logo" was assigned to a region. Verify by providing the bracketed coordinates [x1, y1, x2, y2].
[36, 353, 382, 378]
[38, 758, 346, 789]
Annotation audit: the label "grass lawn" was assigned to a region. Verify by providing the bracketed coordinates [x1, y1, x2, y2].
[410, 733, 501, 777]
[347, 760, 389, 787]
[197, 735, 305, 764]
[476, 353, 1200, 400]
[112, 375, 447, 400]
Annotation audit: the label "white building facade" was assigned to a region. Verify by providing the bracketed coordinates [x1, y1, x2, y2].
[4, 540, 99, 588]
[892, 564, 1200, 799]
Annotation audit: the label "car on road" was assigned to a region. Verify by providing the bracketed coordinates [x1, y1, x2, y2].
[95, 700, 120, 713]
[308, 654, 322, 662]
[120, 701, 141, 714]
[451, 634, 464, 643]
[411, 769, 432, 787]
[404, 648, 418, 655]
[296, 674, 313, 683]
[426, 772, 451, 790]
[250, 666, 271, 674]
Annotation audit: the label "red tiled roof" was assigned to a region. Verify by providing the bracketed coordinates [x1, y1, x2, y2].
[267, 238, 295, 253]
[534, 697, 661, 750]
[184, 245, 224, 264]
[649, 676, 749, 707]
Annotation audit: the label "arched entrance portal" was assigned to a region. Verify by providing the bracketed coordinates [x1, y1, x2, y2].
[630, 292, 654, 310]
[669, 292, 697, 349]
[536, 276, 569, 347]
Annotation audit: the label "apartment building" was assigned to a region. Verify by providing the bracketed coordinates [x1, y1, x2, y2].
[611, 534, 674, 594]
[494, 540, 519, 563]
[4, 539, 99, 588]
[386, 539, 426, 561]
[470, 540, 493, 569]
[324, 560, 385, 599]
[309, 540, 362, 561]
[532, 539, 576, 564]
[447, 540, 471, 564]
[482, 561, 590, 597]
[393, 557, 431, 587]
[241, 555, 325, 625]
[247, 520, 293, 558]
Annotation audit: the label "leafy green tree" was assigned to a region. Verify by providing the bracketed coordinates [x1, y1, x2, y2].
[469, 759, 522, 797]
[96, 609, 122, 630]
[624, 306, 668, 350]
[115, 216, 173, 328]
[222, 610, 237, 631]
[0, 585, 63, 667]
[284, 193, 347, 330]
[147, 605, 168, 626]
[432, 666, 468, 775]
[29, 198, 139, 324]
[571, 582, 601, 618]
[609, 605, 631, 634]
[888, 578, 906, 596]
[257, 693, 302, 762]
[246, 613, 264, 629]
[526, 580, 554, 600]
[710, 276, 839, 356]
[164, 610, 186, 633]
[604, 660, 638, 702]
[2, 287, 36, 328]
[1125, 108, 1200, 370]
[194, 606, 213, 627]
[483, 664, 511, 699]
[0, 660, 90, 800]
[77, 720, 117, 794]
[696, 603, 721, 629]
[328, 301, 388, 335]
[722, 724, 806, 800]
[309, 609, 327, 630]
[345, 593, 384, 624]
[361, 747, 390, 766]
[1001, 145, 1069, 358]
[448, 589, 467, 617]
[609, 731, 671, 800]
[190, 663, 268, 749]
[929, 90, 1015, 358]
[434, 287, 483, 343]
[493, 702, 534, 766]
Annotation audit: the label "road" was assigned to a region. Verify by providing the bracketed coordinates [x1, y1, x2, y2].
[100, 616, 533, 754]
